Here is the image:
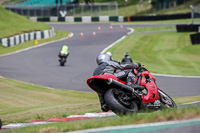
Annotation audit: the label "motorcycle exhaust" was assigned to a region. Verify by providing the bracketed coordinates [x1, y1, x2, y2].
[107, 78, 135, 94]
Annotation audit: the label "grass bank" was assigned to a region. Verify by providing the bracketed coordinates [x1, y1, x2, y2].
[0, 7, 50, 38]
[0, 77, 200, 126]
[0, 7, 69, 55]
[0, 77, 99, 125]
[108, 26, 200, 76]
[3, 106, 200, 133]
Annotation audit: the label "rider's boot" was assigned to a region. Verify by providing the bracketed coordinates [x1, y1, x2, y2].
[126, 73, 144, 90]
[98, 94, 109, 112]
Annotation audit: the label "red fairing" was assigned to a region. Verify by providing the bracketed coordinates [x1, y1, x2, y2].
[87, 74, 118, 83]
[140, 71, 159, 103]
[87, 74, 126, 95]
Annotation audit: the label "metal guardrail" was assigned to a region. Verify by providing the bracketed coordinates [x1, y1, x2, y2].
[3, 2, 119, 17]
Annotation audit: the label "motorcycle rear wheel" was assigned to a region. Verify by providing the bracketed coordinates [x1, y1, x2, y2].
[104, 88, 138, 115]
[158, 89, 177, 109]
[60, 58, 66, 66]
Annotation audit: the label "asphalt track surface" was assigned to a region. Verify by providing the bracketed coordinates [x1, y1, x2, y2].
[0, 23, 200, 97]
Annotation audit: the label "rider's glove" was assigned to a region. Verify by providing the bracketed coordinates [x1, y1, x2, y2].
[134, 62, 141, 70]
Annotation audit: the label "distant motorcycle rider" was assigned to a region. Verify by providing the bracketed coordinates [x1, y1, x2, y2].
[121, 52, 133, 64]
[58, 45, 69, 59]
[93, 53, 142, 111]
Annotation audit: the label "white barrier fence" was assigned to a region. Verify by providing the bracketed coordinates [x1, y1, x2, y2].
[0, 28, 55, 47]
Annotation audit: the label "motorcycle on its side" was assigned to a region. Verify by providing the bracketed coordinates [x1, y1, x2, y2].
[87, 65, 177, 115]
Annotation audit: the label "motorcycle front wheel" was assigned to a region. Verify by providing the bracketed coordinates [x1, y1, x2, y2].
[104, 88, 138, 115]
[158, 89, 177, 109]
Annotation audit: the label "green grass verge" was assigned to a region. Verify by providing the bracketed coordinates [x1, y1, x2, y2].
[4, 106, 200, 133]
[0, 7, 50, 38]
[0, 30, 69, 55]
[107, 26, 200, 76]
[0, 77, 200, 126]
[133, 26, 176, 32]
[0, 77, 100, 125]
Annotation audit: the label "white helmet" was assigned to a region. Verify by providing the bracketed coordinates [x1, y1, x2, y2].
[106, 52, 112, 57]
[124, 52, 129, 56]
[96, 53, 111, 65]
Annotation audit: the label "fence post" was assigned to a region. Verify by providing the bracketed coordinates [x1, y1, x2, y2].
[99, 4, 101, 16]
[190, 5, 194, 24]
[108, 4, 110, 16]
[90, 5, 92, 16]
[57, 5, 59, 16]
[34, 8, 36, 17]
[27, 8, 30, 17]
[81, 5, 83, 16]
[21, 8, 23, 16]
[116, 2, 118, 16]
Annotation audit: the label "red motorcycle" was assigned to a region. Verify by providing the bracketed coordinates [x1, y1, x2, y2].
[87, 65, 177, 114]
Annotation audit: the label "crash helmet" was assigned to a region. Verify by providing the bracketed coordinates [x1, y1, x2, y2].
[96, 53, 111, 65]
[106, 52, 112, 57]
[124, 52, 129, 57]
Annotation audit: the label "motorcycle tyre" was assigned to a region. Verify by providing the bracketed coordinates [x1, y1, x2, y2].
[104, 88, 138, 115]
[60, 58, 66, 66]
[158, 89, 177, 109]
[60, 62, 65, 66]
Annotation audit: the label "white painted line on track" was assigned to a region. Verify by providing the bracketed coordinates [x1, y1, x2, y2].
[67, 118, 200, 133]
[180, 101, 200, 105]
[152, 73, 200, 78]
[0, 32, 74, 58]
[127, 28, 134, 35]
[101, 28, 134, 54]
[101, 36, 126, 54]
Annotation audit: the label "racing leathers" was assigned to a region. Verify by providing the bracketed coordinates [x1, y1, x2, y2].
[121, 55, 133, 64]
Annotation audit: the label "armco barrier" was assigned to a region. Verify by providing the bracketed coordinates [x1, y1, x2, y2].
[50, 17, 58, 22]
[130, 13, 191, 21]
[82, 16, 92, 23]
[190, 33, 200, 45]
[29, 12, 191, 22]
[65, 16, 74, 22]
[99, 16, 109, 22]
[176, 24, 200, 45]
[176, 24, 200, 32]
[92, 17, 99, 22]
[0, 28, 55, 47]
